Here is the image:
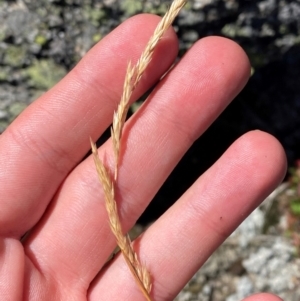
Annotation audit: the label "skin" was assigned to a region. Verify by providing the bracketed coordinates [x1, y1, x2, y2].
[0, 14, 287, 301]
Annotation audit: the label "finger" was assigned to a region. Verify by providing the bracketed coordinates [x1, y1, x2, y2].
[24, 36, 250, 296]
[243, 293, 284, 301]
[0, 238, 24, 301]
[88, 131, 287, 300]
[0, 14, 178, 238]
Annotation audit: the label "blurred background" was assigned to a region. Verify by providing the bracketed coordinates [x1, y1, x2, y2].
[0, 0, 300, 300]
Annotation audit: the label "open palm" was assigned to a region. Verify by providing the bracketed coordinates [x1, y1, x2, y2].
[0, 14, 286, 301]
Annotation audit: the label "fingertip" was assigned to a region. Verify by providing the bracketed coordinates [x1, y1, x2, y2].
[199, 35, 251, 73]
[190, 36, 251, 100]
[121, 13, 179, 43]
[243, 292, 284, 301]
[194, 130, 287, 233]
[235, 130, 287, 185]
[82, 13, 179, 74]
[168, 36, 251, 139]
[71, 13, 179, 104]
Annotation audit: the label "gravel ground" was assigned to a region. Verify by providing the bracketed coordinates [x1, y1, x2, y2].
[1, 0, 300, 300]
[175, 183, 300, 300]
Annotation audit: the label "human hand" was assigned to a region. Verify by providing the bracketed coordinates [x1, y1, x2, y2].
[0, 14, 286, 301]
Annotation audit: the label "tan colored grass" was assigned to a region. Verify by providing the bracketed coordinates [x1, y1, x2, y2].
[112, 0, 187, 180]
[91, 0, 187, 300]
[91, 140, 152, 299]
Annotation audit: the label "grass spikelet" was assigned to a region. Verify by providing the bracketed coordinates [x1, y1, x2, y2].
[112, 0, 187, 180]
[91, 0, 187, 300]
[90, 139, 152, 300]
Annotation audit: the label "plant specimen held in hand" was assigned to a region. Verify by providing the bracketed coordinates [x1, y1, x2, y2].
[90, 0, 187, 300]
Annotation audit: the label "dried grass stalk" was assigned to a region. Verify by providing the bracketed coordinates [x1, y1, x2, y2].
[91, 0, 187, 300]
[112, 0, 187, 180]
[90, 140, 152, 300]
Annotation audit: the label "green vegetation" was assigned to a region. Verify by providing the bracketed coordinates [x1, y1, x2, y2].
[8, 102, 28, 122]
[290, 199, 300, 216]
[93, 33, 102, 43]
[3, 45, 27, 67]
[83, 5, 106, 26]
[25, 59, 67, 90]
[121, 0, 143, 16]
[289, 164, 300, 215]
[35, 34, 48, 46]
